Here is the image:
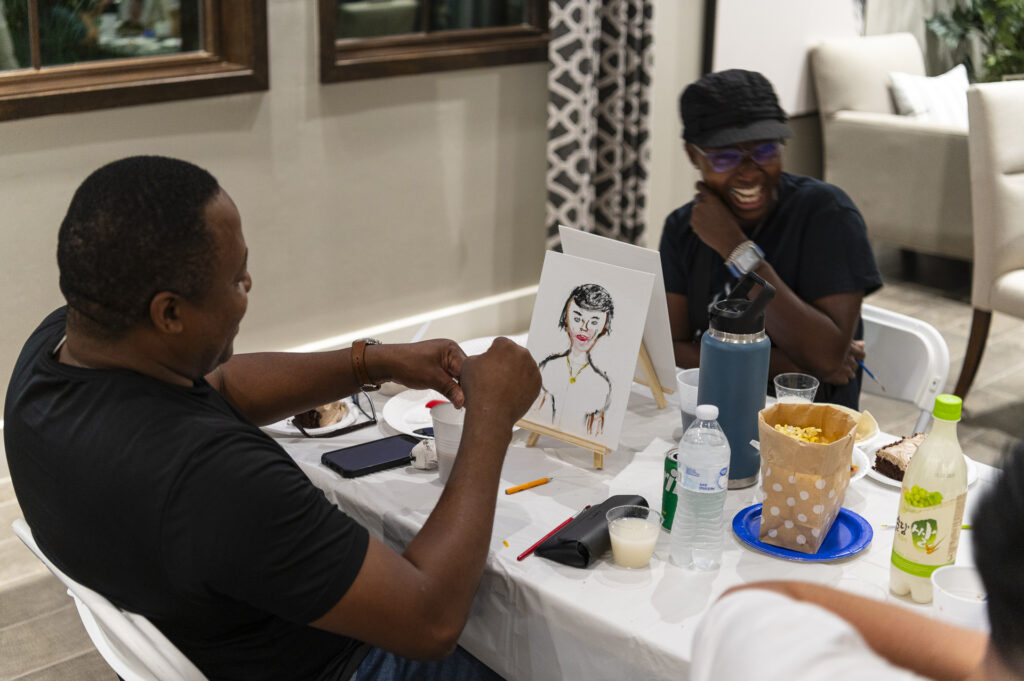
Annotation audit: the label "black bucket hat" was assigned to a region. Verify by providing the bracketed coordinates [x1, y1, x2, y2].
[680, 69, 793, 148]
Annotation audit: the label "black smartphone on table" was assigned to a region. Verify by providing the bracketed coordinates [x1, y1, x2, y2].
[320, 434, 419, 478]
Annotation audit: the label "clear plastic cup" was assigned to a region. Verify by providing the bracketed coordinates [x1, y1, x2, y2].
[932, 565, 989, 631]
[606, 505, 660, 569]
[430, 403, 465, 484]
[773, 372, 819, 403]
[675, 368, 700, 431]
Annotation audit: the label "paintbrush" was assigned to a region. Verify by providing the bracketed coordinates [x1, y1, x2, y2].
[857, 359, 886, 392]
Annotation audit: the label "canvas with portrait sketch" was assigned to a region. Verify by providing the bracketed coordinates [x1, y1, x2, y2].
[523, 251, 654, 451]
[559, 225, 676, 403]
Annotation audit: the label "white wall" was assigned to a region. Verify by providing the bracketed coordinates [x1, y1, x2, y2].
[0, 0, 549, 397]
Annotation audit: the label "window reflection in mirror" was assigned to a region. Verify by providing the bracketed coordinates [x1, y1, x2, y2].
[429, 0, 527, 31]
[335, 0, 529, 39]
[1, 0, 201, 70]
[0, 0, 23, 70]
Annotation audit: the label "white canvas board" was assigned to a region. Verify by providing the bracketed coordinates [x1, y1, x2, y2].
[711, 0, 861, 115]
[559, 225, 676, 396]
[525, 251, 654, 451]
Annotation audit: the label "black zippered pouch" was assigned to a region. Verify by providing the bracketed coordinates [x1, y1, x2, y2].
[535, 494, 649, 568]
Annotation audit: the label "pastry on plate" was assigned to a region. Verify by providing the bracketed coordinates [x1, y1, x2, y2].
[293, 400, 349, 430]
[872, 432, 927, 482]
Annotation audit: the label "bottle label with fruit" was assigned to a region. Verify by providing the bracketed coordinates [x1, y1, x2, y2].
[890, 485, 966, 578]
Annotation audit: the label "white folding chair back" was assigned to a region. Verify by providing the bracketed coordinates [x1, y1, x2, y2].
[861, 304, 950, 433]
[12, 519, 208, 681]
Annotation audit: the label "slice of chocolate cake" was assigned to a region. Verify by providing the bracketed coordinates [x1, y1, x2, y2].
[872, 432, 927, 481]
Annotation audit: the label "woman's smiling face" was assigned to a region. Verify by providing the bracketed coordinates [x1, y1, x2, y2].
[688, 138, 783, 229]
[566, 300, 608, 353]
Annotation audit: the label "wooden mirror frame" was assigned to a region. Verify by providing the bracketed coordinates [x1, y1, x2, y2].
[0, 0, 268, 121]
[318, 0, 548, 83]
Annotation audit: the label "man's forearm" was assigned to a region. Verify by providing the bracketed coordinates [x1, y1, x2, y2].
[731, 581, 986, 681]
[212, 350, 361, 425]
[400, 411, 513, 634]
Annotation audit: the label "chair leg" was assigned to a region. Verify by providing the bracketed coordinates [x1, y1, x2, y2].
[954, 308, 993, 401]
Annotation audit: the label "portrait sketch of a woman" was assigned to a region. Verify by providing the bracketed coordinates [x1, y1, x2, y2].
[532, 283, 613, 435]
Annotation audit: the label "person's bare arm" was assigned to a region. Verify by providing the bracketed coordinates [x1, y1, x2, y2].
[310, 338, 541, 659]
[666, 292, 700, 369]
[205, 339, 465, 426]
[689, 183, 864, 384]
[726, 581, 987, 681]
[668, 287, 860, 386]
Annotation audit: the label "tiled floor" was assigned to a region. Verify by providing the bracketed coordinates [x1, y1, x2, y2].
[0, 246, 1020, 680]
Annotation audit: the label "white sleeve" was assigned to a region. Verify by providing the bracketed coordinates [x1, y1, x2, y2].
[690, 590, 931, 681]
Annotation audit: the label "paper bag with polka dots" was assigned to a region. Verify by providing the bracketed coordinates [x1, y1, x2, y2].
[756, 403, 857, 553]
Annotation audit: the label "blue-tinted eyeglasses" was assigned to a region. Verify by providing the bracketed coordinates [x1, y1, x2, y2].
[694, 141, 783, 173]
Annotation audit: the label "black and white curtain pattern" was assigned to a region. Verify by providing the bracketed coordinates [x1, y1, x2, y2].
[546, 0, 653, 248]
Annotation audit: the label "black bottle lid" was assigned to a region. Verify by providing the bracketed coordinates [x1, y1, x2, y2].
[708, 272, 776, 335]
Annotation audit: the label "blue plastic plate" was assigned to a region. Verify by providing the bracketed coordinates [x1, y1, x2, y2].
[732, 504, 873, 562]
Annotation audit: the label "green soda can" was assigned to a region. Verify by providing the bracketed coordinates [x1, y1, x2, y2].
[662, 447, 679, 531]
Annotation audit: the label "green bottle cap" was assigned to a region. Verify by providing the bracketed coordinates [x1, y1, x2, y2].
[933, 394, 962, 421]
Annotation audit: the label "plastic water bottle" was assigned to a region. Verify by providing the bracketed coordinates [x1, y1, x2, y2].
[890, 394, 968, 603]
[671, 404, 731, 570]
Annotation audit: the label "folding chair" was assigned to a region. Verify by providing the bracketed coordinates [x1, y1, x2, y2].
[11, 518, 208, 681]
[861, 303, 951, 433]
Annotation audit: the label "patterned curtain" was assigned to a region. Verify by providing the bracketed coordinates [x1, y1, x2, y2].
[546, 0, 653, 248]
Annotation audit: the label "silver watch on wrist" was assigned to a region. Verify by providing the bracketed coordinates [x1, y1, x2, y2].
[726, 240, 765, 277]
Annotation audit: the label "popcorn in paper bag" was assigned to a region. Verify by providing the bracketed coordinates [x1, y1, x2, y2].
[757, 403, 857, 554]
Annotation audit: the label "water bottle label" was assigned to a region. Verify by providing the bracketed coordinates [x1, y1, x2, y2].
[891, 492, 966, 577]
[681, 465, 729, 493]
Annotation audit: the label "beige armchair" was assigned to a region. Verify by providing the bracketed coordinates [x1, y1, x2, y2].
[954, 81, 1024, 401]
[810, 33, 972, 260]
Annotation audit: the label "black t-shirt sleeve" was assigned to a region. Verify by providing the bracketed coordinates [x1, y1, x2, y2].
[791, 189, 883, 303]
[162, 434, 370, 625]
[660, 205, 694, 296]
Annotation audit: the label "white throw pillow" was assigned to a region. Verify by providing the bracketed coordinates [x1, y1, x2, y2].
[889, 64, 970, 129]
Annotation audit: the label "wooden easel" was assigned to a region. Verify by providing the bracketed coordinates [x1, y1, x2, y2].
[517, 419, 612, 469]
[633, 342, 674, 409]
[517, 343, 673, 469]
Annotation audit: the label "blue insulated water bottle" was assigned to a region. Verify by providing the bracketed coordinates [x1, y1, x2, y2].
[697, 273, 775, 488]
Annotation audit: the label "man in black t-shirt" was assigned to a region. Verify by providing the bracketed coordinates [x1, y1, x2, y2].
[4, 156, 541, 681]
[659, 70, 882, 408]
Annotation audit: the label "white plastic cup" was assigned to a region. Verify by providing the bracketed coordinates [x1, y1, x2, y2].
[431, 403, 465, 484]
[675, 368, 700, 431]
[773, 372, 819, 403]
[606, 505, 660, 569]
[932, 565, 989, 631]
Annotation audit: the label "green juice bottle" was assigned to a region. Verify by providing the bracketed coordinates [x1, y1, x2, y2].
[889, 394, 969, 603]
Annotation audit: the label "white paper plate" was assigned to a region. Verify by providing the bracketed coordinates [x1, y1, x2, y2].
[458, 333, 528, 357]
[382, 389, 448, 439]
[262, 399, 358, 437]
[851, 446, 870, 484]
[864, 437, 979, 488]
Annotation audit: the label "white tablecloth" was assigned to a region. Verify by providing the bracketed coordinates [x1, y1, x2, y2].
[278, 386, 998, 681]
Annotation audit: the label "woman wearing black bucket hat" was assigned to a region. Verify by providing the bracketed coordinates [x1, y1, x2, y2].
[658, 69, 883, 409]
